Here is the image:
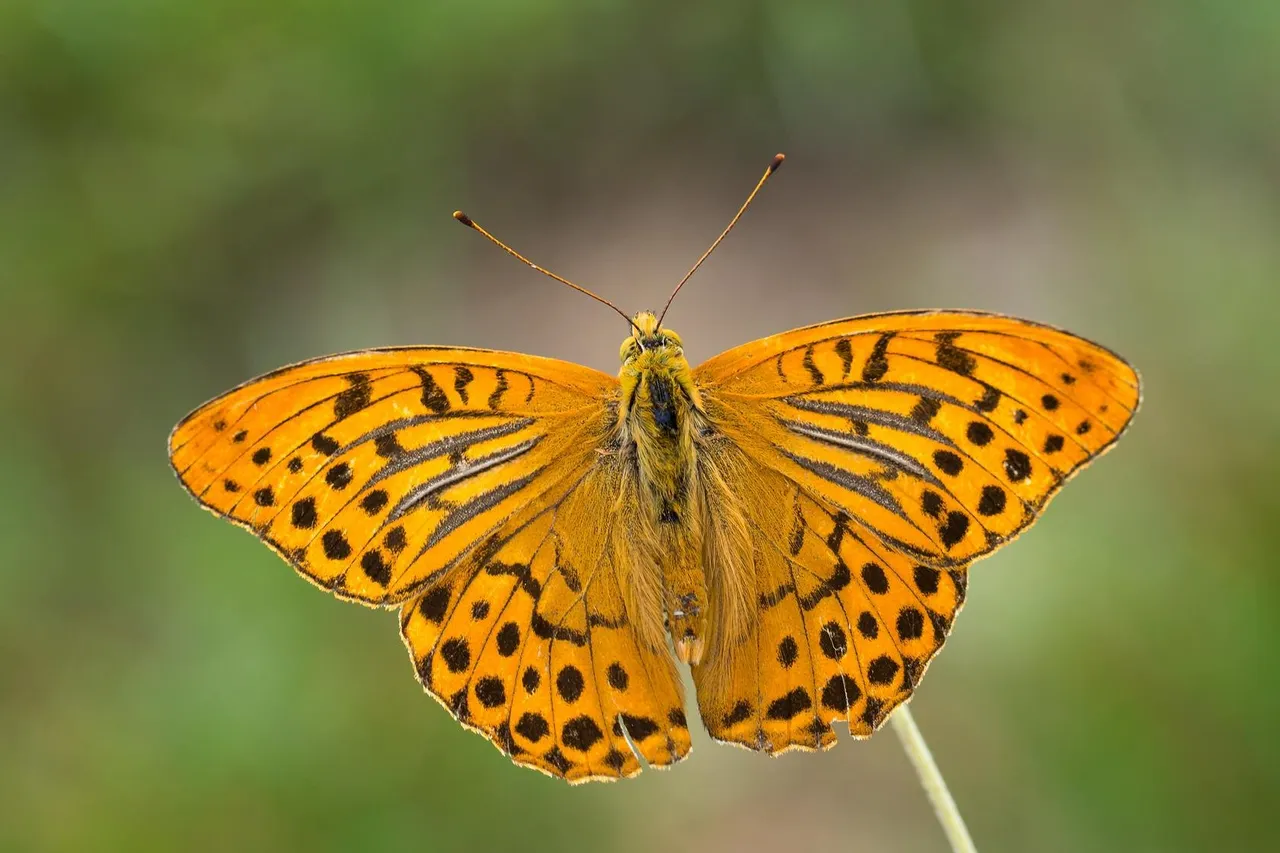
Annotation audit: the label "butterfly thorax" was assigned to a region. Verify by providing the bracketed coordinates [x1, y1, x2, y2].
[618, 312, 709, 663]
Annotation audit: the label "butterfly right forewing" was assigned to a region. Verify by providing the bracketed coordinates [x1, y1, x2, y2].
[694, 310, 1140, 568]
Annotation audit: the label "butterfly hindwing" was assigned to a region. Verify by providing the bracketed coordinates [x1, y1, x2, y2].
[399, 459, 692, 782]
[694, 310, 1141, 568]
[693, 450, 966, 752]
[169, 347, 616, 605]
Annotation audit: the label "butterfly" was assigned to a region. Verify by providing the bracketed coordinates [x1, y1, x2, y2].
[168, 155, 1140, 783]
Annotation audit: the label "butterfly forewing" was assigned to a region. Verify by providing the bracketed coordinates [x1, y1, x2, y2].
[695, 311, 1140, 568]
[168, 347, 617, 605]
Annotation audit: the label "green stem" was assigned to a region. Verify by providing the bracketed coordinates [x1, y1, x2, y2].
[890, 704, 978, 853]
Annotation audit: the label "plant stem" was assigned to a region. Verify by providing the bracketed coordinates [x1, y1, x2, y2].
[890, 704, 978, 853]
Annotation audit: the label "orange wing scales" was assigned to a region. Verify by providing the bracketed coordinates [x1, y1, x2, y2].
[698, 313, 1140, 568]
[399, 464, 692, 782]
[170, 311, 1140, 782]
[693, 311, 1137, 753]
[169, 348, 616, 606]
[694, 461, 965, 752]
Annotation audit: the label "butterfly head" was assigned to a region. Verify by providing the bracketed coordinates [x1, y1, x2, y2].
[619, 311, 684, 364]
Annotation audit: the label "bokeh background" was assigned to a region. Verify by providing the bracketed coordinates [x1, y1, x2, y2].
[3, 2, 1278, 851]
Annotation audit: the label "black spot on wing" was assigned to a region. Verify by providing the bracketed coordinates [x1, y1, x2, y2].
[321, 529, 351, 560]
[861, 562, 889, 594]
[834, 338, 853, 377]
[474, 676, 506, 709]
[496, 623, 521, 657]
[802, 345, 824, 385]
[913, 565, 939, 594]
[361, 549, 391, 585]
[935, 332, 976, 376]
[419, 586, 450, 622]
[938, 512, 969, 548]
[896, 607, 925, 640]
[312, 433, 339, 455]
[360, 489, 389, 515]
[521, 667, 540, 694]
[515, 711, 549, 742]
[488, 369, 509, 409]
[821, 674, 860, 712]
[291, 497, 318, 529]
[977, 485, 1006, 516]
[867, 656, 898, 686]
[543, 747, 572, 775]
[818, 622, 847, 660]
[556, 666, 585, 703]
[410, 367, 451, 414]
[325, 462, 353, 490]
[777, 636, 799, 668]
[440, 637, 471, 672]
[606, 662, 629, 691]
[857, 611, 878, 638]
[1003, 449, 1032, 483]
[615, 713, 660, 742]
[975, 384, 1001, 413]
[561, 716, 604, 752]
[453, 366, 474, 404]
[933, 450, 963, 476]
[966, 422, 994, 446]
[861, 333, 893, 382]
[334, 373, 372, 420]
[722, 700, 753, 727]
[766, 688, 812, 721]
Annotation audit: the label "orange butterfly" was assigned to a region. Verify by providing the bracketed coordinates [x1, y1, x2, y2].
[169, 155, 1140, 782]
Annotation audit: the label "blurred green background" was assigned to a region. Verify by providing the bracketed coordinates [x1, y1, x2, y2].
[3, 1, 1278, 851]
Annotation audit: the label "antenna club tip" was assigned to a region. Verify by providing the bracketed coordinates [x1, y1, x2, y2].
[769, 153, 786, 171]
[452, 210, 474, 226]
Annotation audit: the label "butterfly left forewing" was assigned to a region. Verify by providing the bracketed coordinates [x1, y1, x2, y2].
[169, 347, 616, 605]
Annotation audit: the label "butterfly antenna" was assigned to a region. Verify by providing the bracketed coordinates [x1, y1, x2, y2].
[657, 152, 785, 327]
[453, 211, 638, 333]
